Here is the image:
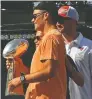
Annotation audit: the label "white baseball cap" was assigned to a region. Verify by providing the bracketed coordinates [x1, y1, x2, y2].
[58, 6, 79, 22]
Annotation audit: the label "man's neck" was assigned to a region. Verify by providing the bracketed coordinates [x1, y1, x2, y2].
[43, 22, 56, 35]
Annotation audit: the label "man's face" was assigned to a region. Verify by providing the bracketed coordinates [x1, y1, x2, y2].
[31, 9, 46, 31]
[57, 18, 75, 34]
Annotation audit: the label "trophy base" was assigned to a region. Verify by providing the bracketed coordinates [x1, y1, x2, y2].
[5, 95, 25, 99]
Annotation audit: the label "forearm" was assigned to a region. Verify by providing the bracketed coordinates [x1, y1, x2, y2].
[70, 71, 84, 86]
[24, 61, 55, 83]
[66, 55, 84, 86]
[67, 63, 84, 86]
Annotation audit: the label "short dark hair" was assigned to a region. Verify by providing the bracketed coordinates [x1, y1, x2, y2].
[34, 1, 59, 24]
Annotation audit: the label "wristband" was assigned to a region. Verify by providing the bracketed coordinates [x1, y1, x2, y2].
[20, 73, 26, 83]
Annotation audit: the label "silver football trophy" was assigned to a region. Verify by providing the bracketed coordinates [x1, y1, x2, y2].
[3, 39, 29, 96]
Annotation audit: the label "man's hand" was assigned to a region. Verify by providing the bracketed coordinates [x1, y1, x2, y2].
[8, 77, 21, 92]
[6, 58, 14, 69]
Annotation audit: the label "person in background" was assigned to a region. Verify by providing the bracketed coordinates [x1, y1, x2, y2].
[57, 5, 92, 99]
[7, 2, 67, 99]
[34, 31, 43, 48]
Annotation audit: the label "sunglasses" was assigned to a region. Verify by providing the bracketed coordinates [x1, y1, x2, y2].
[34, 35, 41, 41]
[32, 11, 46, 20]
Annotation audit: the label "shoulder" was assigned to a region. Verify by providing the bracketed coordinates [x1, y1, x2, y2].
[43, 29, 63, 42]
[82, 37, 92, 44]
[81, 36, 92, 49]
[42, 35, 64, 47]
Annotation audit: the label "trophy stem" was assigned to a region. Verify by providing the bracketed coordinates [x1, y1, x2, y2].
[5, 59, 15, 96]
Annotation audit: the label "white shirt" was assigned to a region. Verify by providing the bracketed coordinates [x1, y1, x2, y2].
[65, 32, 92, 99]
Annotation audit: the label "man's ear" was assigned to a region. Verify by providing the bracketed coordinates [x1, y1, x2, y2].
[60, 24, 64, 30]
[44, 12, 49, 20]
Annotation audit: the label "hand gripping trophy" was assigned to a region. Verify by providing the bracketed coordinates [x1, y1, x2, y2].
[3, 39, 29, 96]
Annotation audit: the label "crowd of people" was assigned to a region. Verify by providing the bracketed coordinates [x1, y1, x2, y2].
[5, 1, 92, 99]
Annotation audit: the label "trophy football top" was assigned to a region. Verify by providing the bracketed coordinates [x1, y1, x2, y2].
[3, 39, 29, 58]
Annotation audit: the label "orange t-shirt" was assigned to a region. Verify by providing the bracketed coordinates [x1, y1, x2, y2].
[26, 29, 67, 99]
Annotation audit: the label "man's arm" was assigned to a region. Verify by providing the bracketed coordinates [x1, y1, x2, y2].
[25, 59, 57, 83]
[8, 59, 58, 91]
[66, 55, 84, 86]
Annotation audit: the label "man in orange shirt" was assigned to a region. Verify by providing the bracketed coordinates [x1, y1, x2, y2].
[34, 30, 84, 99]
[7, 2, 67, 99]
